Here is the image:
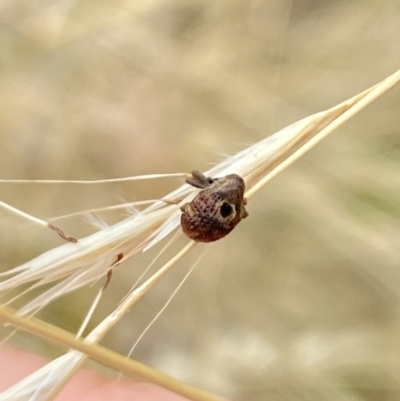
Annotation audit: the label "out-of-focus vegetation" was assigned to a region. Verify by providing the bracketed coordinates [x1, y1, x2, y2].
[1, 1, 400, 400]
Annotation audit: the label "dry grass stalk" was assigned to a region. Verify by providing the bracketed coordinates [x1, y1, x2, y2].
[0, 68, 400, 401]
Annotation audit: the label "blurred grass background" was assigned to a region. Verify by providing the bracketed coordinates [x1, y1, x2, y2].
[1, 0, 400, 400]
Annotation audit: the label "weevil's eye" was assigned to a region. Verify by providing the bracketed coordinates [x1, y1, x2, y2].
[220, 202, 233, 218]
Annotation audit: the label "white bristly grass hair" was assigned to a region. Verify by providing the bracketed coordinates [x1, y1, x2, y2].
[0, 68, 400, 401]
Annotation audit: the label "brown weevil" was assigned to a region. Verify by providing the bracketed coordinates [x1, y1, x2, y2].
[180, 170, 248, 242]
